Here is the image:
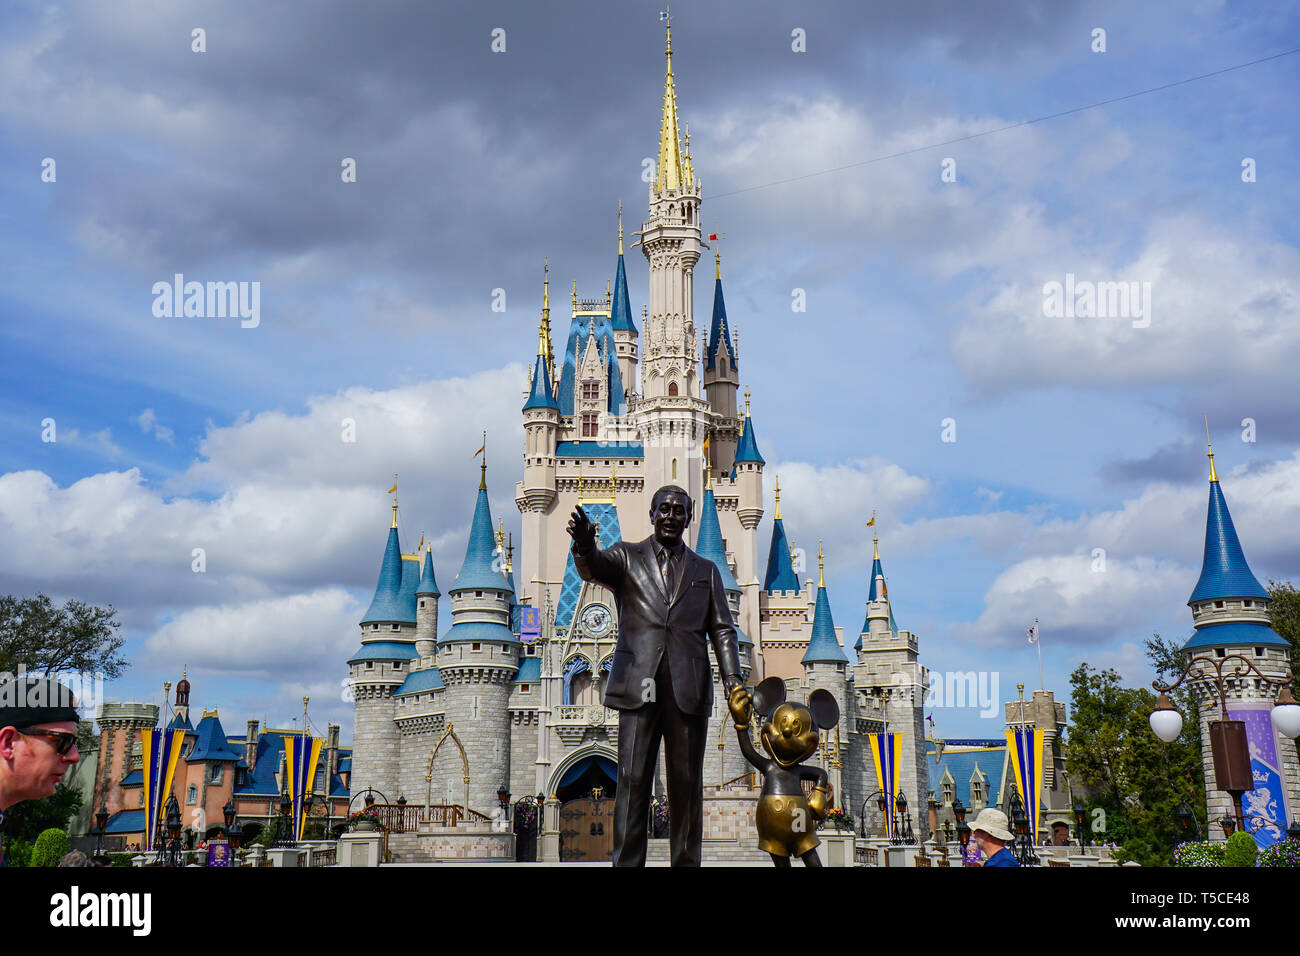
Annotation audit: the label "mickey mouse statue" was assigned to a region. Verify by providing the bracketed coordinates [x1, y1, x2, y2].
[729, 677, 840, 867]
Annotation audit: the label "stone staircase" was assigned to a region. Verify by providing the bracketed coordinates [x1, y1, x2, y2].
[646, 837, 771, 864]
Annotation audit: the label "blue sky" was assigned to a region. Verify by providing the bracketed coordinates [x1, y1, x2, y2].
[1, 0, 1298, 739]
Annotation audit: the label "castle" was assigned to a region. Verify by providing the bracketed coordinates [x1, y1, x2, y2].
[345, 18, 931, 854]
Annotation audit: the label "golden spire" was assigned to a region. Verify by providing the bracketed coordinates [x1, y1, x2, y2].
[496, 516, 505, 555]
[714, 232, 722, 280]
[683, 122, 695, 186]
[1204, 414, 1219, 483]
[618, 200, 624, 255]
[871, 510, 879, 560]
[478, 431, 487, 490]
[774, 474, 782, 520]
[537, 260, 554, 379]
[817, 538, 825, 588]
[506, 532, 514, 575]
[391, 473, 398, 528]
[705, 450, 713, 491]
[656, 8, 685, 192]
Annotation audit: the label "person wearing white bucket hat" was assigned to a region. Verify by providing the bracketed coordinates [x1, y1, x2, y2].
[970, 807, 1019, 867]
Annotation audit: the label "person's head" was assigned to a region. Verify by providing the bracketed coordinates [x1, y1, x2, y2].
[649, 485, 693, 547]
[0, 677, 81, 811]
[969, 807, 1013, 856]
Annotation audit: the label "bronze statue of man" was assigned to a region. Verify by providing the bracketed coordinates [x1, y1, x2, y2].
[568, 484, 750, 866]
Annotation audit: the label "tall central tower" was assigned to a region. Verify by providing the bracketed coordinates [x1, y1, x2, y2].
[632, 13, 712, 516]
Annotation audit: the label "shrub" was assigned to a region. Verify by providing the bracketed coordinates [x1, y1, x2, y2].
[3, 838, 34, 868]
[30, 828, 70, 867]
[1173, 840, 1224, 867]
[106, 852, 135, 867]
[1255, 838, 1300, 868]
[1224, 831, 1258, 867]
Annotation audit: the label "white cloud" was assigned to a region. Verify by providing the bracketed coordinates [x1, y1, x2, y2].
[135, 408, 174, 444]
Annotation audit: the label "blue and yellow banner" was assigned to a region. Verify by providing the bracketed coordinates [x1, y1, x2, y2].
[284, 733, 323, 842]
[867, 733, 902, 839]
[141, 727, 186, 852]
[1006, 728, 1044, 843]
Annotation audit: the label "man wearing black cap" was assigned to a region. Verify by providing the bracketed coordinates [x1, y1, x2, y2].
[0, 677, 81, 866]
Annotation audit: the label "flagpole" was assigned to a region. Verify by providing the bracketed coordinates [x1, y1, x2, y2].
[1035, 618, 1044, 692]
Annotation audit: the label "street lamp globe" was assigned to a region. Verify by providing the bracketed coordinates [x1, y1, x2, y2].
[1149, 693, 1184, 743]
[1270, 687, 1300, 739]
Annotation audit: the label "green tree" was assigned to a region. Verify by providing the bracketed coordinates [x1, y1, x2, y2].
[1064, 661, 1204, 866]
[0, 593, 128, 678]
[30, 827, 70, 867]
[1267, 581, 1300, 762]
[3, 781, 82, 842]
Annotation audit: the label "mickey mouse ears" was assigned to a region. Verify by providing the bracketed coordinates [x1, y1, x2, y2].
[808, 689, 840, 729]
[750, 677, 787, 718]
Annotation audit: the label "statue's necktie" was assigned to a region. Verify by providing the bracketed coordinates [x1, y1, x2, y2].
[659, 548, 676, 601]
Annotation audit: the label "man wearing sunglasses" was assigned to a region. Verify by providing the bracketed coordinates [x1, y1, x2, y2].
[0, 677, 81, 866]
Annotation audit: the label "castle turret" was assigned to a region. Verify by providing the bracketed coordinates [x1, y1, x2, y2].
[415, 545, 441, 659]
[801, 543, 849, 805]
[732, 387, 765, 531]
[610, 205, 640, 394]
[703, 247, 740, 478]
[436, 456, 519, 812]
[764, 475, 799, 594]
[1182, 435, 1298, 841]
[349, 488, 418, 803]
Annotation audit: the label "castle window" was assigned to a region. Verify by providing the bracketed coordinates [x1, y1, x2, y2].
[582, 383, 599, 400]
[187, 785, 197, 805]
[1215, 600, 1224, 608]
[394, 662, 403, 670]
[1215, 648, 1225, 658]
[668, 381, 679, 396]
[419, 599, 425, 609]
[210, 765, 222, 783]
[372, 624, 379, 630]
[1255, 647, 1264, 656]
[582, 414, 598, 437]
[391, 624, 399, 630]
[1244, 600, 1253, 608]
[472, 643, 481, 651]
[366, 662, 374, 669]
[520, 684, 530, 693]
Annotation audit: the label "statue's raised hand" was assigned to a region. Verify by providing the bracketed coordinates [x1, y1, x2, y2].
[567, 504, 597, 550]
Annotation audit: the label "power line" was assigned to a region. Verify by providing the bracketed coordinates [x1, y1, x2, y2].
[707, 47, 1300, 201]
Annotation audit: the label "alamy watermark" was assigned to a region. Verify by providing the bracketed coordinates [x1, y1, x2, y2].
[152, 274, 260, 328]
[0, 664, 106, 715]
[1042, 273, 1151, 328]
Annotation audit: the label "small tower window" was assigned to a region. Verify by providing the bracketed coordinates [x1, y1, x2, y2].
[1215, 600, 1224, 608]
[582, 382, 599, 400]
[472, 642, 481, 651]
[1255, 647, 1264, 657]
[475, 590, 483, 597]
[668, 381, 679, 396]
[394, 662, 403, 670]
[187, 785, 197, 805]
[520, 684, 531, 693]
[672, 458, 677, 479]
[582, 414, 599, 437]
[1244, 600, 1253, 608]
[391, 624, 399, 630]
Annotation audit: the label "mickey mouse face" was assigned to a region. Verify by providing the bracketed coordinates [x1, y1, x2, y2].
[761, 702, 820, 767]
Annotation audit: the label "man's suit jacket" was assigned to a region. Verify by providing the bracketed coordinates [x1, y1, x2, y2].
[572, 536, 741, 716]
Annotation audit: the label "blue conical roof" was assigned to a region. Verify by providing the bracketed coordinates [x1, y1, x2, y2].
[362, 527, 416, 624]
[734, 412, 765, 464]
[453, 482, 512, 593]
[1188, 480, 1269, 604]
[706, 276, 736, 371]
[523, 353, 558, 411]
[611, 254, 637, 332]
[556, 317, 625, 416]
[764, 517, 799, 592]
[803, 584, 848, 664]
[186, 713, 242, 763]
[696, 488, 739, 592]
[417, 550, 440, 596]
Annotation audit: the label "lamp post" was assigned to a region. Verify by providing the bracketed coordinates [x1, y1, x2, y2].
[1150, 654, 1300, 834]
[953, 798, 971, 863]
[164, 795, 183, 866]
[1007, 784, 1038, 866]
[1073, 801, 1089, 848]
[894, 791, 915, 846]
[271, 791, 294, 846]
[859, 790, 890, 839]
[94, 804, 109, 857]
[222, 798, 238, 849]
[1175, 800, 1201, 842]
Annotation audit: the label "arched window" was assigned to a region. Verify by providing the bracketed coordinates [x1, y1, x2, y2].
[668, 381, 678, 396]
[672, 458, 677, 479]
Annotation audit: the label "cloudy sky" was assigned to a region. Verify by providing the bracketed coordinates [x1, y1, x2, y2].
[1, 0, 1297, 739]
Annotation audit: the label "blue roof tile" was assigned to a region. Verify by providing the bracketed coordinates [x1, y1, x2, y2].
[439, 620, 519, 645]
[610, 254, 637, 333]
[347, 641, 418, 664]
[734, 413, 764, 464]
[104, 809, 146, 834]
[417, 550, 441, 596]
[395, 667, 445, 694]
[803, 585, 848, 664]
[555, 440, 644, 458]
[705, 276, 737, 372]
[361, 527, 415, 624]
[523, 353, 559, 411]
[515, 656, 542, 682]
[187, 713, 243, 762]
[764, 517, 799, 592]
[696, 488, 739, 592]
[451, 484, 513, 594]
[1183, 620, 1289, 650]
[1188, 479, 1269, 603]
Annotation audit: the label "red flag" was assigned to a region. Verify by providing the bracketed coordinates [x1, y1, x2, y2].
[708, 234, 717, 240]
